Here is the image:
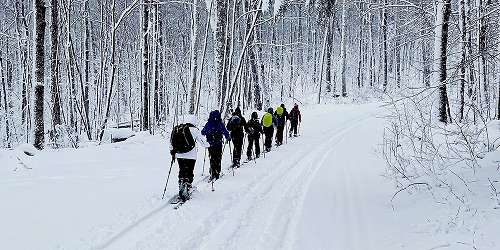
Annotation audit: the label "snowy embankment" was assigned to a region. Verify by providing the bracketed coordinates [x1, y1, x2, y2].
[1, 103, 499, 249]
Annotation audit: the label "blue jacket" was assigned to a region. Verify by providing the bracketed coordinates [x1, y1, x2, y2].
[201, 110, 231, 146]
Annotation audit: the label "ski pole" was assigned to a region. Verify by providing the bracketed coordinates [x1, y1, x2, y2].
[251, 146, 257, 164]
[262, 134, 266, 158]
[221, 140, 227, 168]
[229, 141, 235, 176]
[162, 158, 175, 199]
[202, 149, 207, 176]
[285, 121, 288, 144]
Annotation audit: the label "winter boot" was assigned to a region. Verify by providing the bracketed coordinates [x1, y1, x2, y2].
[179, 179, 192, 201]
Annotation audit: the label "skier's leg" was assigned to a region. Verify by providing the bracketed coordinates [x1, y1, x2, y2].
[215, 145, 223, 179]
[186, 159, 196, 184]
[208, 146, 217, 179]
[246, 136, 253, 159]
[177, 158, 188, 198]
[277, 126, 284, 144]
[264, 128, 271, 150]
[178, 158, 186, 187]
[291, 121, 298, 136]
[234, 139, 243, 165]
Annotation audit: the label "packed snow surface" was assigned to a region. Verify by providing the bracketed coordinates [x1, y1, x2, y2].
[1, 103, 499, 249]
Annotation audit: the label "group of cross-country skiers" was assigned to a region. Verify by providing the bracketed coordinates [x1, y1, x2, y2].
[168, 103, 302, 202]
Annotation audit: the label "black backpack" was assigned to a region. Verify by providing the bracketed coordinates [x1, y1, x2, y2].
[228, 115, 242, 131]
[290, 109, 298, 121]
[170, 123, 196, 154]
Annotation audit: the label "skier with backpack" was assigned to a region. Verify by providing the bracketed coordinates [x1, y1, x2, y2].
[245, 111, 263, 161]
[262, 108, 277, 152]
[169, 116, 209, 201]
[226, 107, 247, 168]
[289, 103, 302, 137]
[274, 104, 288, 146]
[201, 110, 231, 181]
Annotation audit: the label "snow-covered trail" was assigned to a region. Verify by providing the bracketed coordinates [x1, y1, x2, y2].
[296, 104, 400, 250]
[98, 103, 401, 250]
[1, 103, 415, 250]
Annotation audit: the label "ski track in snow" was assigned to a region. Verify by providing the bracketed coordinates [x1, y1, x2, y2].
[6, 103, 449, 250]
[3, 103, 500, 250]
[98, 107, 375, 250]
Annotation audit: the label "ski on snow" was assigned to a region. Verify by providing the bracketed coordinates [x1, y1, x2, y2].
[168, 192, 192, 210]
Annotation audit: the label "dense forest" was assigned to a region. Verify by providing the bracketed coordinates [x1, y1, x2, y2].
[0, 0, 499, 150]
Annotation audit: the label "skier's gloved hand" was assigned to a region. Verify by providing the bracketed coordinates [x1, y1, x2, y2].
[170, 150, 176, 160]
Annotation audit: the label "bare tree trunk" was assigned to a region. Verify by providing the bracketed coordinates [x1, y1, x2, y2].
[99, 0, 139, 140]
[141, 0, 150, 131]
[246, 0, 260, 111]
[340, 0, 348, 97]
[225, 0, 238, 110]
[368, 9, 374, 87]
[422, 30, 431, 87]
[394, 14, 401, 89]
[325, 17, 333, 93]
[317, 24, 329, 104]
[0, 51, 11, 148]
[478, 0, 492, 117]
[357, 2, 364, 89]
[252, 0, 269, 110]
[215, 0, 228, 108]
[51, 0, 61, 130]
[459, 0, 467, 121]
[189, 0, 199, 114]
[33, 0, 47, 150]
[195, 0, 214, 115]
[153, 1, 160, 127]
[65, 0, 77, 132]
[15, 0, 31, 139]
[83, 0, 90, 136]
[257, 5, 265, 110]
[382, 0, 388, 92]
[434, 0, 452, 123]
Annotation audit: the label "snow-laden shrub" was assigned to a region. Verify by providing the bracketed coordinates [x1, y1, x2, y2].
[383, 90, 500, 221]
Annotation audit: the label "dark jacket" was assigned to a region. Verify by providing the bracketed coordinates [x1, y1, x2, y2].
[227, 113, 247, 141]
[283, 108, 289, 121]
[289, 107, 302, 123]
[246, 118, 263, 139]
[274, 111, 287, 127]
[201, 110, 231, 146]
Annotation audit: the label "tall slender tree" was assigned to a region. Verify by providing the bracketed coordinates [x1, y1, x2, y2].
[141, 0, 150, 131]
[434, 0, 452, 123]
[33, 0, 47, 149]
[50, 0, 61, 135]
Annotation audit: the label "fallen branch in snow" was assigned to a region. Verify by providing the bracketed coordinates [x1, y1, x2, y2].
[488, 178, 498, 198]
[391, 182, 431, 203]
[13, 155, 32, 171]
